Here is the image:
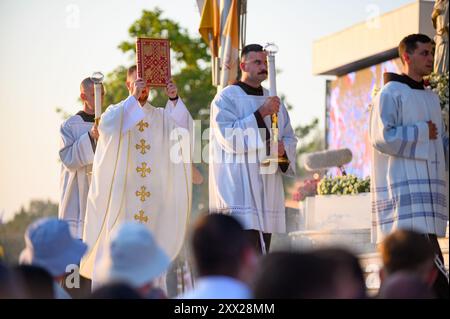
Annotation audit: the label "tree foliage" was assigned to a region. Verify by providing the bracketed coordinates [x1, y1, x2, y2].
[0, 200, 58, 264]
[102, 66, 129, 110]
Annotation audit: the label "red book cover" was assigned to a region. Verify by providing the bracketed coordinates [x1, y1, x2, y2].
[136, 38, 171, 87]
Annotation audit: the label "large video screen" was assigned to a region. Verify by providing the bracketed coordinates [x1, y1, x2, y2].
[326, 58, 402, 178]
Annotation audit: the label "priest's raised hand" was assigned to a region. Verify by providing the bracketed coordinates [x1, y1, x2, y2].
[427, 120, 438, 140]
[166, 79, 178, 101]
[131, 78, 148, 105]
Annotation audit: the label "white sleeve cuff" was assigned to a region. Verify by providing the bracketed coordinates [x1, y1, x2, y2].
[122, 95, 146, 134]
[416, 121, 429, 142]
[165, 98, 191, 129]
[414, 121, 430, 160]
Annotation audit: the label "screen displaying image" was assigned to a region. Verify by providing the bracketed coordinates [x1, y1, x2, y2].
[326, 58, 403, 177]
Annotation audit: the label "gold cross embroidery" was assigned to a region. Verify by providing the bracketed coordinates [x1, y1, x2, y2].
[137, 120, 149, 132]
[135, 139, 150, 155]
[136, 162, 151, 177]
[134, 210, 148, 223]
[136, 186, 151, 202]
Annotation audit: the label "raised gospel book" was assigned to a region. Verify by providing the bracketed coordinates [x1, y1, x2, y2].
[136, 37, 171, 87]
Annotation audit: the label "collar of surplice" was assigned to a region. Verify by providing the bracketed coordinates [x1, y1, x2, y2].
[383, 72, 425, 90]
[76, 111, 95, 122]
[233, 81, 264, 96]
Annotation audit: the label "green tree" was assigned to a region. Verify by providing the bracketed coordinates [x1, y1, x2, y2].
[102, 8, 216, 119]
[102, 65, 129, 110]
[0, 200, 58, 264]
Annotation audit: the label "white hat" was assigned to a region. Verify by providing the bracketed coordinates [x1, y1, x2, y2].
[19, 218, 87, 277]
[97, 222, 170, 288]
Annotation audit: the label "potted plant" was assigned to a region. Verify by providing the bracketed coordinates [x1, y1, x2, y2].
[293, 174, 372, 230]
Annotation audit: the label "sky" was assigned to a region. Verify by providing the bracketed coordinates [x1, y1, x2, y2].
[0, 0, 417, 221]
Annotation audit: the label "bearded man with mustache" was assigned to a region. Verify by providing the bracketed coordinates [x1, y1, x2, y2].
[208, 44, 298, 254]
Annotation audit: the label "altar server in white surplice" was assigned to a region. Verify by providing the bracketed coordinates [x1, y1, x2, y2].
[369, 34, 449, 298]
[59, 78, 103, 239]
[80, 65, 193, 282]
[209, 44, 298, 254]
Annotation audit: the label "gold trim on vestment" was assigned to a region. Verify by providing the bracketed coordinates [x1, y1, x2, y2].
[174, 126, 192, 239]
[109, 131, 132, 234]
[82, 106, 126, 266]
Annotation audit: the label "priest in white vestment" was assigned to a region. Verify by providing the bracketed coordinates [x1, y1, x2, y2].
[369, 34, 449, 298]
[209, 44, 298, 253]
[80, 66, 193, 281]
[59, 78, 102, 239]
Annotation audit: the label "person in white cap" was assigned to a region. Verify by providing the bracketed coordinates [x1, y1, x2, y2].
[19, 217, 87, 299]
[94, 222, 170, 298]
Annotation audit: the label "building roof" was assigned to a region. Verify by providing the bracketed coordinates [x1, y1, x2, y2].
[312, 0, 436, 76]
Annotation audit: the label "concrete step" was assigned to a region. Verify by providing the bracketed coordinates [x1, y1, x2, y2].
[288, 228, 376, 255]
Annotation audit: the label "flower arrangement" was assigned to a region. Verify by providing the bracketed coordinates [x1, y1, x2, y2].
[426, 71, 449, 131]
[317, 175, 370, 196]
[293, 174, 371, 201]
[292, 176, 320, 202]
[425, 72, 449, 113]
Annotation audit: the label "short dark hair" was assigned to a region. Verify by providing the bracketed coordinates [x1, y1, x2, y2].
[13, 265, 55, 299]
[80, 77, 94, 92]
[90, 282, 142, 299]
[378, 272, 434, 299]
[314, 248, 367, 298]
[241, 44, 264, 60]
[127, 65, 137, 80]
[192, 213, 252, 277]
[252, 251, 337, 299]
[380, 229, 435, 275]
[398, 34, 433, 63]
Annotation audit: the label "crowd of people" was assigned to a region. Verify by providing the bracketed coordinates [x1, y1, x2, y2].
[0, 213, 444, 299]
